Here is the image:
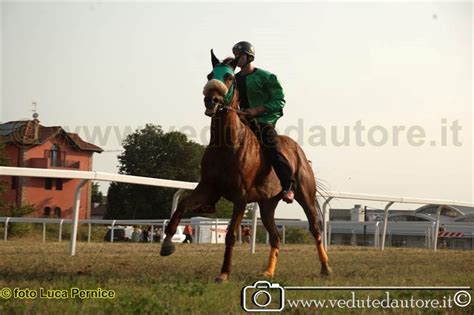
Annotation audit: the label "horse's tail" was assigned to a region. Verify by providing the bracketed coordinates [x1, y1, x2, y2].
[315, 179, 331, 232]
[314, 196, 324, 232]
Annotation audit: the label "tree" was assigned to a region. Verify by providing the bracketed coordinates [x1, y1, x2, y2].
[106, 124, 206, 219]
[91, 182, 104, 205]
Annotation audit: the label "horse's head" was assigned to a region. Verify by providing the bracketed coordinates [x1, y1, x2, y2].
[203, 50, 238, 117]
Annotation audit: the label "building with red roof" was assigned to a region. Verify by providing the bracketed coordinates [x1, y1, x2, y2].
[0, 118, 103, 219]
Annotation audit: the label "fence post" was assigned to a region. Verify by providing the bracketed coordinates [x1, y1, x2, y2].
[199, 223, 203, 244]
[59, 219, 64, 242]
[250, 203, 259, 254]
[215, 219, 219, 244]
[374, 222, 380, 248]
[69, 179, 88, 256]
[327, 223, 332, 249]
[322, 197, 333, 250]
[192, 220, 197, 244]
[170, 189, 185, 218]
[150, 225, 154, 243]
[88, 223, 92, 243]
[380, 201, 395, 250]
[110, 220, 116, 243]
[43, 222, 46, 243]
[282, 225, 286, 244]
[433, 205, 444, 251]
[238, 223, 242, 243]
[162, 220, 167, 234]
[4, 217, 10, 241]
[426, 225, 431, 248]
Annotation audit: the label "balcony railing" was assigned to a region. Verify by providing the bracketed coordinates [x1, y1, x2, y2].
[28, 157, 80, 169]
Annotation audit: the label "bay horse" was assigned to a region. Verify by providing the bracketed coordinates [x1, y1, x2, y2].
[160, 50, 331, 282]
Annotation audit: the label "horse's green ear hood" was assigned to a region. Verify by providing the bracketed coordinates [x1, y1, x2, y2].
[203, 64, 235, 104]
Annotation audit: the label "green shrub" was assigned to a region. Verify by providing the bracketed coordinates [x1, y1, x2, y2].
[8, 223, 34, 237]
[285, 226, 313, 244]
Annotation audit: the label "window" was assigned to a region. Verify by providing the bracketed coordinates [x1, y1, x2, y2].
[55, 179, 63, 190]
[441, 208, 461, 218]
[43, 207, 51, 217]
[54, 207, 62, 218]
[418, 206, 462, 218]
[417, 206, 437, 215]
[11, 176, 18, 189]
[50, 144, 61, 167]
[45, 178, 52, 190]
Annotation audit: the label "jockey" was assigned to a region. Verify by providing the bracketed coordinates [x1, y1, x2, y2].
[232, 41, 295, 203]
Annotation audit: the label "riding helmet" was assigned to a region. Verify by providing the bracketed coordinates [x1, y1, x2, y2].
[232, 41, 255, 61]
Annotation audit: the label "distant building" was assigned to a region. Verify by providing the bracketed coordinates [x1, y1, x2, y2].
[91, 196, 107, 220]
[328, 204, 474, 249]
[0, 118, 103, 219]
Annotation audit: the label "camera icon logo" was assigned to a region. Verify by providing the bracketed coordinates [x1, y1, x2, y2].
[241, 280, 285, 312]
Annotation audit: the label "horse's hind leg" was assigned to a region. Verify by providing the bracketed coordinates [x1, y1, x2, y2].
[215, 202, 246, 283]
[295, 184, 332, 277]
[259, 197, 281, 278]
[160, 183, 217, 256]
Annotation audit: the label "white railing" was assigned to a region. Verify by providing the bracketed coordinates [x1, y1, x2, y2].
[1, 166, 473, 255]
[0, 166, 196, 255]
[318, 194, 472, 251]
[0, 217, 310, 244]
[1, 217, 472, 250]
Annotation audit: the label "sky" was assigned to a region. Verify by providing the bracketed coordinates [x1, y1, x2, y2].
[1, 1, 472, 219]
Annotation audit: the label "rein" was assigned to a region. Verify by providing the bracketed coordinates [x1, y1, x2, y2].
[217, 104, 244, 115]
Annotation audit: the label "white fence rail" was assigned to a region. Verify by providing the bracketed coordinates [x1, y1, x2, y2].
[1, 217, 472, 250]
[1, 166, 473, 255]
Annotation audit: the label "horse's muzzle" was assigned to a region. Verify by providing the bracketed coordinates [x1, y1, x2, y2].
[205, 106, 217, 117]
[204, 95, 222, 117]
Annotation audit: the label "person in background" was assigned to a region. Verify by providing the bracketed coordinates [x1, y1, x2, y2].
[156, 228, 163, 243]
[242, 225, 252, 243]
[132, 226, 141, 242]
[183, 224, 193, 243]
[142, 226, 149, 243]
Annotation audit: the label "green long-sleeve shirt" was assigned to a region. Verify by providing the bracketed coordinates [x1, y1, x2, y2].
[236, 68, 286, 126]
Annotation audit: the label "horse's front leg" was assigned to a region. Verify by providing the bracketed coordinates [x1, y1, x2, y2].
[160, 183, 216, 256]
[215, 202, 246, 283]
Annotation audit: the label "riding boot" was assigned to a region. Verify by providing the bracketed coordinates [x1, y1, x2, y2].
[258, 123, 296, 203]
[282, 182, 295, 204]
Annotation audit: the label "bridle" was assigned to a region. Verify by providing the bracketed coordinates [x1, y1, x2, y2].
[205, 63, 252, 120]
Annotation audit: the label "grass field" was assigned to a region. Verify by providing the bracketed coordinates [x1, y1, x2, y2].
[0, 240, 472, 314]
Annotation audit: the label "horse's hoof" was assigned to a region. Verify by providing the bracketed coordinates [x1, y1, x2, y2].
[262, 271, 274, 279]
[321, 264, 332, 277]
[160, 242, 176, 256]
[215, 273, 228, 283]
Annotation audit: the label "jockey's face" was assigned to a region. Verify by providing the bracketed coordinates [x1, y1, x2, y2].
[235, 54, 248, 68]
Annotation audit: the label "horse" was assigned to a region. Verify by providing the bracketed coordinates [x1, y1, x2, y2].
[160, 50, 331, 282]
